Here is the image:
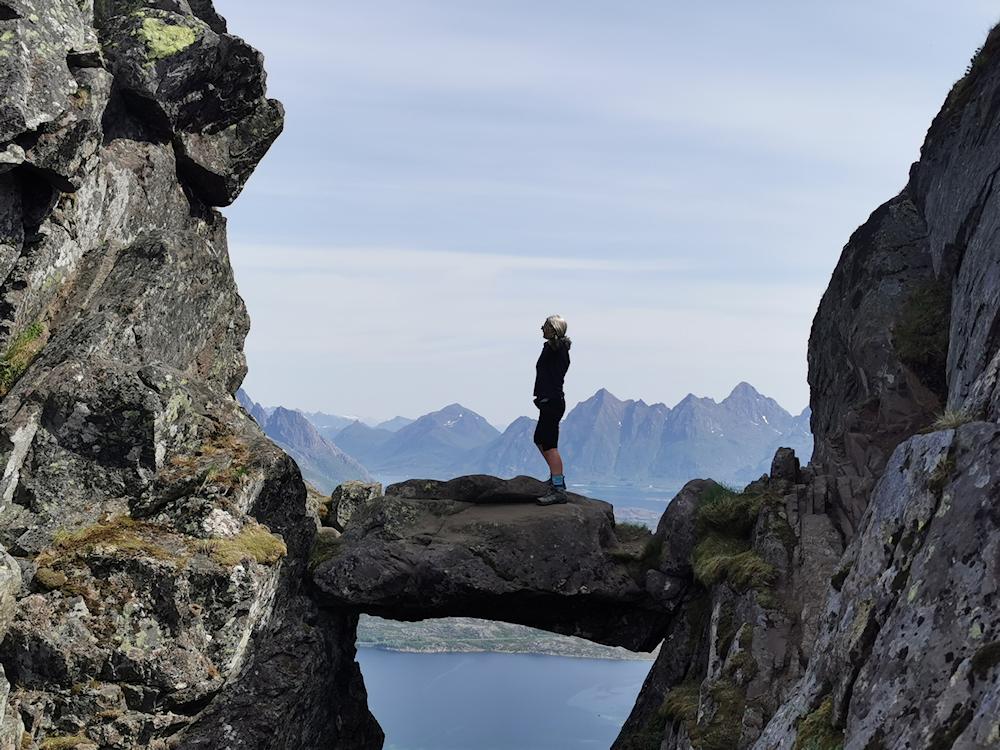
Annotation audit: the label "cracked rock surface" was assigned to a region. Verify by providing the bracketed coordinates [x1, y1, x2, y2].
[0, 1, 378, 748]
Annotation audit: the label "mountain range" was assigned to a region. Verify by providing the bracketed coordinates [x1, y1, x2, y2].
[241, 383, 811, 491]
[237, 391, 373, 492]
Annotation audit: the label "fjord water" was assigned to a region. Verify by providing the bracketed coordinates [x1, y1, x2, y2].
[358, 648, 652, 750]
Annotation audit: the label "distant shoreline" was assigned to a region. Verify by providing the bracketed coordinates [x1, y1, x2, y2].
[355, 642, 658, 662]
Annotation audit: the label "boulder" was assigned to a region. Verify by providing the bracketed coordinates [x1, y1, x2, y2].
[328, 480, 383, 531]
[312, 474, 689, 651]
[769, 447, 800, 484]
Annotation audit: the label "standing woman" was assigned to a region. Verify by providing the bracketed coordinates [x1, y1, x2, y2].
[533, 314, 571, 505]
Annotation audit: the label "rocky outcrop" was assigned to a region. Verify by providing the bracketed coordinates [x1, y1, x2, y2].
[807, 190, 943, 534]
[808, 24, 1000, 536]
[613, 453, 844, 750]
[0, 2, 378, 748]
[614, 24, 1000, 750]
[311, 475, 698, 652]
[757, 423, 999, 749]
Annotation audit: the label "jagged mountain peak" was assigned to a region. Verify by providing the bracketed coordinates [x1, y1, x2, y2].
[726, 381, 762, 400]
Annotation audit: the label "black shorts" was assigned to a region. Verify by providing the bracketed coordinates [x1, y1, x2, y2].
[533, 397, 566, 450]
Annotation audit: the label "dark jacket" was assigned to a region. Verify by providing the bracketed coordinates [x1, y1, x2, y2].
[533, 337, 571, 402]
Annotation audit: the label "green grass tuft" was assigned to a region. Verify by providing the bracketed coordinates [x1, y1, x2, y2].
[692, 533, 775, 592]
[637, 534, 663, 568]
[794, 697, 844, 750]
[942, 24, 1000, 122]
[615, 521, 652, 543]
[39, 734, 91, 750]
[0, 321, 46, 397]
[696, 484, 764, 537]
[38, 516, 175, 568]
[931, 410, 972, 431]
[658, 680, 700, 725]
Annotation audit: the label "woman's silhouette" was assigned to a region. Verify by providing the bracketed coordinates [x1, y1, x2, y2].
[533, 314, 571, 505]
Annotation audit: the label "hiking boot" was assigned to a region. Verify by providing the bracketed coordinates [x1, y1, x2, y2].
[536, 487, 568, 506]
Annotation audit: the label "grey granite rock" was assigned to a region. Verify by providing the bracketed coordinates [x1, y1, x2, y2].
[0, 2, 375, 748]
[756, 424, 1000, 749]
[614, 456, 844, 750]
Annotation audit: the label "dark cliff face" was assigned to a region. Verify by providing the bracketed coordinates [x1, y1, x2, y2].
[0, 2, 379, 749]
[808, 24, 1000, 535]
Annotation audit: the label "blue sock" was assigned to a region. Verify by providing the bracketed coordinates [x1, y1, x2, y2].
[551, 474, 566, 488]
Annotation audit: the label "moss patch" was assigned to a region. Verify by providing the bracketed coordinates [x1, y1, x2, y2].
[306, 483, 332, 521]
[0, 321, 47, 397]
[34, 566, 67, 590]
[725, 626, 758, 683]
[794, 697, 843, 750]
[200, 521, 286, 567]
[612, 531, 664, 583]
[37, 516, 176, 568]
[659, 677, 749, 750]
[715, 602, 737, 661]
[139, 17, 198, 60]
[690, 679, 746, 750]
[39, 735, 91, 750]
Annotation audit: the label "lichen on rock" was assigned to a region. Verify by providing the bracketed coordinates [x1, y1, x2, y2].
[0, 1, 378, 748]
[137, 15, 198, 60]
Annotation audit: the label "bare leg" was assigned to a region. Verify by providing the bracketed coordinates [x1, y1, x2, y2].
[540, 447, 564, 477]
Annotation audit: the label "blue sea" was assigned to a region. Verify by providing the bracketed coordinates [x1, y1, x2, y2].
[357, 649, 652, 750]
[571, 482, 681, 528]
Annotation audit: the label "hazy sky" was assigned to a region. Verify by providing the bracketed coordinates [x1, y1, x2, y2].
[215, 1, 998, 427]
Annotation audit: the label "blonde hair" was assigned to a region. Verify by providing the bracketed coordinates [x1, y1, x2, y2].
[545, 314, 568, 337]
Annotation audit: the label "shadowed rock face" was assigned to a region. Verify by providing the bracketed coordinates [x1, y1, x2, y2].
[0, 2, 379, 749]
[808, 24, 1000, 536]
[312, 475, 699, 652]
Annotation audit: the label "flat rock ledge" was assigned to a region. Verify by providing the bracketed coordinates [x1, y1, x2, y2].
[310, 475, 694, 651]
